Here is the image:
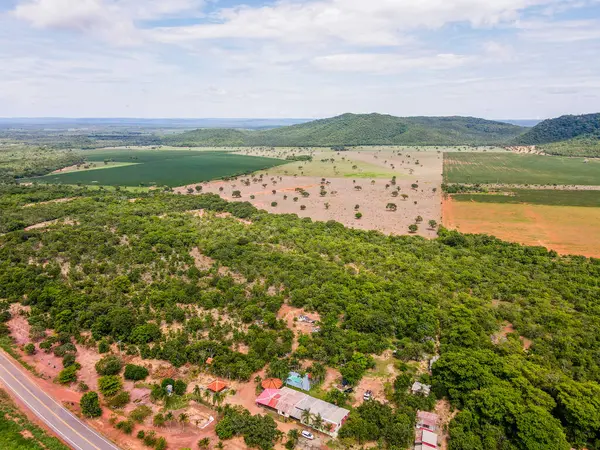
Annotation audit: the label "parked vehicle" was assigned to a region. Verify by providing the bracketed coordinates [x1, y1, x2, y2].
[301, 430, 315, 440]
[363, 390, 372, 401]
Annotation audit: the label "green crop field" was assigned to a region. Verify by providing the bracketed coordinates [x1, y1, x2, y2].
[444, 152, 600, 185]
[452, 189, 600, 207]
[21, 150, 286, 187]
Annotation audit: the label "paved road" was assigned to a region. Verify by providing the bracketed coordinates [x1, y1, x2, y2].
[0, 351, 121, 450]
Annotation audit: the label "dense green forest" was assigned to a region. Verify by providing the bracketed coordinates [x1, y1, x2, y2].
[516, 113, 600, 144]
[1, 184, 600, 449]
[541, 135, 600, 158]
[164, 113, 526, 147]
[0, 145, 84, 183]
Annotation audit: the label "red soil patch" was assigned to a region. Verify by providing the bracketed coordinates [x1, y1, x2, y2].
[442, 197, 600, 258]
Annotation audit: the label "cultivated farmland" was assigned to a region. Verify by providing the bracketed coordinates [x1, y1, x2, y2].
[21, 150, 286, 187]
[443, 197, 600, 258]
[444, 152, 600, 185]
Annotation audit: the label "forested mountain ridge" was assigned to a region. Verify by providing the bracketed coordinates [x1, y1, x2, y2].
[515, 113, 600, 145]
[1, 184, 600, 450]
[163, 113, 526, 147]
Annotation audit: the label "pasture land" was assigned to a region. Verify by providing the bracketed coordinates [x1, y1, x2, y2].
[20, 149, 286, 187]
[176, 149, 445, 238]
[444, 152, 600, 185]
[452, 189, 600, 207]
[443, 197, 600, 258]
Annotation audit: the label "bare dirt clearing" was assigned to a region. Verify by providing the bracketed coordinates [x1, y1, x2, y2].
[176, 149, 443, 238]
[443, 197, 600, 258]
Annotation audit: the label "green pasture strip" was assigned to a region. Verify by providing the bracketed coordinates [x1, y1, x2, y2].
[452, 189, 600, 207]
[444, 152, 600, 185]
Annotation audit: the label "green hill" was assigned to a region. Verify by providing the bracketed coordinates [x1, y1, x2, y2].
[164, 113, 526, 147]
[514, 113, 600, 157]
[516, 113, 600, 145]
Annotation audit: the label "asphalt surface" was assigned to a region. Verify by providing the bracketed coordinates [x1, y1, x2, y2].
[0, 351, 121, 450]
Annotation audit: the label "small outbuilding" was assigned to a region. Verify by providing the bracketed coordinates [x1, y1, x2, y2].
[286, 372, 312, 391]
[261, 378, 283, 390]
[206, 379, 228, 393]
[411, 381, 431, 396]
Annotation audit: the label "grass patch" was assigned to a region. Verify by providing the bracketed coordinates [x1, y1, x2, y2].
[0, 337, 39, 376]
[452, 190, 600, 207]
[21, 150, 287, 187]
[443, 152, 600, 185]
[0, 389, 70, 450]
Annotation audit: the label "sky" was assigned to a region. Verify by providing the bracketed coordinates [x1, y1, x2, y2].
[1, 0, 600, 119]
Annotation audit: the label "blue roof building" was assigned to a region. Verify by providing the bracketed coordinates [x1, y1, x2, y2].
[286, 372, 311, 391]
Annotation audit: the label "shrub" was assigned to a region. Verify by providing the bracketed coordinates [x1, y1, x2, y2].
[80, 391, 102, 418]
[143, 431, 158, 447]
[153, 413, 166, 427]
[116, 419, 135, 434]
[62, 353, 77, 368]
[124, 364, 149, 381]
[98, 340, 110, 353]
[77, 381, 89, 392]
[24, 343, 36, 355]
[98, 375, 123, 396]
[95, 355, 123, 376]
[107, 390, 130, 409]
[54, 342, 76, 357]
[137, 430, 146, 440]
[130, 405, 153, 423]
[173, 379, 187, 396]
[39, 340, 52, 352]
[155, 437, 167, 450]
[57, 364, 79, 384]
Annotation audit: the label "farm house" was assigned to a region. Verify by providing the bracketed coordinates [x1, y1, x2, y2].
[256, 387, 350, 437]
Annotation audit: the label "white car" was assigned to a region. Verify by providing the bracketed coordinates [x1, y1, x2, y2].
[301, 430, 315, 440]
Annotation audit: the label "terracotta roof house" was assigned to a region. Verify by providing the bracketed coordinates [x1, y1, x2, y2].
[206, 379, 228, 393]
[256, 387, 349, 437]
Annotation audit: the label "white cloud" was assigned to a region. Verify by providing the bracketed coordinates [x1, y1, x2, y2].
[11, 0, 205, 44]
[517, 19, 600, 42]
[151, 0, 560, 46]
[312, 53, 469, 73]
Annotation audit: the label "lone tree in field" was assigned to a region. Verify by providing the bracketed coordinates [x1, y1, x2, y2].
[391, 191, 399, 198]
[411, 183, 419, 189]
[408, 224, 418, 233]
[401, 194, 409, 201]
[187, 188, 194, 194]
[354, 204, 360, 211]
[355, 212, 363, 219]
[195, 185, 202, 192]
[429, 220, 438, 229]
[300, 205, 307, 211]
[272, 190, 277, 195]
[324, 202, 330, 210]
[232, 190, 242, 198]
[219, 187, 224, 192]
[271, 202, 278, 207]
[415, 216, 423, 223]
[386, 203, 397, 212]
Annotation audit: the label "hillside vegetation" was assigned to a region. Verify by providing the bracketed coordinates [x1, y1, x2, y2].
[164, 113, 526, 147]
[1, 184, 600, 450]
[515, 113, 600, 156]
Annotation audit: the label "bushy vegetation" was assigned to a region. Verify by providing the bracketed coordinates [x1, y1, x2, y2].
[124, 364, 149, 381]
[0, 145, 84, 183]
[165, 113, 526, 147]
[1, 185, 600, 449]
[216, 406, 282, 450]
[0, 389, 70, 450]
[542, 135, 600, 157]
[95, 355, 123, 375]
[515, 113, 600, 145]
[80, 391, 102, 418]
